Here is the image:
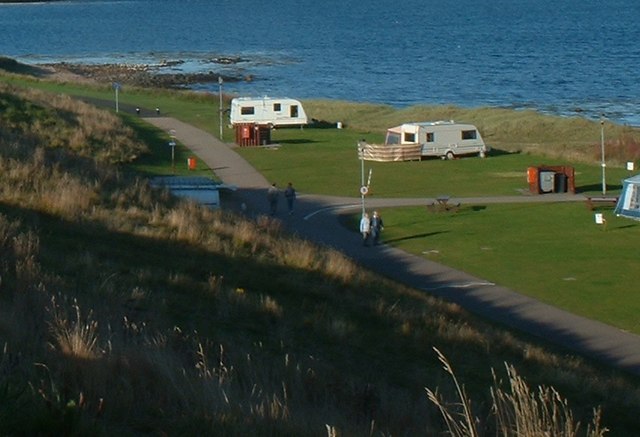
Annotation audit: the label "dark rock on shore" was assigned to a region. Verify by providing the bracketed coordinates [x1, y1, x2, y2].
[0, 56, 254, 89]
[44, 62, 250, 89]
[210, 56, 248, 65]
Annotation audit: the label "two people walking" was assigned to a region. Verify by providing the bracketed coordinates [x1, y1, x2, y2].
[267, 182, 296, 216]
[360, 210, 384, 246]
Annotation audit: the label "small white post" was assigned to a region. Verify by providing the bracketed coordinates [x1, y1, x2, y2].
[218, 76, 224, 141]
[113, 82, 121, 113]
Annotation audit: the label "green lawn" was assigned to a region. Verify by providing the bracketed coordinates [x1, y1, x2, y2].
[376, 202, 640, 333]
[4, 73, 639, 334]
[237, 127, 632, 198]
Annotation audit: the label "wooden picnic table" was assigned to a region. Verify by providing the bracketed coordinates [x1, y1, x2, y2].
[427, 195, 460, 212]
[585, 196, 619, 210]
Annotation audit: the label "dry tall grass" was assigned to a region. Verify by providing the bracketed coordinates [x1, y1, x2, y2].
[1, 84, 639, 435]
[426, 348, 608, 437]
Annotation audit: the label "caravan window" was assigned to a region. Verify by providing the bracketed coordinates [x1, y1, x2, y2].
[426, 132, 434, 142]
[462, 130, 477, 140]
[273, 103, 282, 112]
[403, 132, 416, 143]
[386, 132, 400, 145]
[241, 106, 255, 115]
[290, 105, 299, 118]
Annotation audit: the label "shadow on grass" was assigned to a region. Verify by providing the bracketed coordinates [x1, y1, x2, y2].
[384, 231, 449, 244]
[575, 182, 623, 193]
[487, 148, 519, 157]
[274, 138, 319, 145]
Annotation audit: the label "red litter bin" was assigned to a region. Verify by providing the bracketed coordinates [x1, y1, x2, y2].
[187, 157, 197, 170]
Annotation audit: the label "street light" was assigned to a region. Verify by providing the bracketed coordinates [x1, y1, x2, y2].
[112, 82, 121, 113]
[600, 114, 606, 195]
[169, 129, 177, 174]
[218, 76, 223, 141]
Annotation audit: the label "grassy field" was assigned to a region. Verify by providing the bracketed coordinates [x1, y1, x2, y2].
[237, 126, 634, 197]
[2, 67, 640, 435]
[372, 202, 640, 333]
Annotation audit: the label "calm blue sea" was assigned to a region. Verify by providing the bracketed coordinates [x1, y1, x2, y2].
[1, 0, 639, 125]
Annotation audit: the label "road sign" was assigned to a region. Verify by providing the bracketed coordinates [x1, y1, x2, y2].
[360, 185, 369, 195]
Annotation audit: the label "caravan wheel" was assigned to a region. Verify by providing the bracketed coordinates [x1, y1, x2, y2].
[445, 151, 455, 160]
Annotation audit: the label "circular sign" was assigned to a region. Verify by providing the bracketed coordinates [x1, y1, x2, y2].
[360, 185, 369, 195]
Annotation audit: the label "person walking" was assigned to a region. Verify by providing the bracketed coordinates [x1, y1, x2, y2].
[284, 182, 296, 215]
[370, 210, 384, 245]
[359, 212, 371, 246]
[267, 183, 279, 215]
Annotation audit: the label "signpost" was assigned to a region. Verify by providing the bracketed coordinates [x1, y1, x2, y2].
[357, 141, 373, 216]
[358, 141, 366, 215]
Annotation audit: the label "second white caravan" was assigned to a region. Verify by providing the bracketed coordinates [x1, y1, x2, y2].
[385, 121, 487, 159]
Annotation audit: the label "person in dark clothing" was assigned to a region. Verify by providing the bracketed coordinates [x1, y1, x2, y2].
[267, 183, 279, 215]
[284, 182, 296, 215]
[370, 210, 384, 245]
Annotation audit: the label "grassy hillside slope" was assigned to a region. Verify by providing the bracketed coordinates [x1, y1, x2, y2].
[0, 81, 638, 435]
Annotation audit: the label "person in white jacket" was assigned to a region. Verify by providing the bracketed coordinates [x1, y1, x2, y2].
[359, 212, 371, 246]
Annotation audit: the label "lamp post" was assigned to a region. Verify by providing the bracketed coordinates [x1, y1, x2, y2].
[600, 114, 606, 195]
[169, 129, 176, 174]
[218, 76, 224, 141]
[112, 82, 121, 113]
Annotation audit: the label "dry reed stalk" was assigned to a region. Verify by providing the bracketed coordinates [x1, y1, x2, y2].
[426, 347, 479, 437]
[275, 239, 317, 270]
[48, 298, 101, 360]
[165, 202, 208, 244]
[427, 348, 608, 437]
[321, 249, 358, 283]
[260, 295, 283, 317]
[490, 363, 608, 437]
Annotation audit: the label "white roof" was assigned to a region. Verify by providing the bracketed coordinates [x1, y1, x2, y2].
[232, 96, 300, 103]
[388, 120, 477, 132]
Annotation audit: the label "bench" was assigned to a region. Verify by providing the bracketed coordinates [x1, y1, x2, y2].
[427, 195, 460, 212]
[585, 196, 619, 210]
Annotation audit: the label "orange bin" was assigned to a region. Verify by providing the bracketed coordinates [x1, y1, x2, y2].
[187, 157, 197, 170]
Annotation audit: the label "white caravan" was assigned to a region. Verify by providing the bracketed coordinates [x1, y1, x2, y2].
[230, 97, 308, 127]
[384, 121, 487, 159]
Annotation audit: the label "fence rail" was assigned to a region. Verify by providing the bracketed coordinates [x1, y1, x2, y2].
[358, 143, 422, 162]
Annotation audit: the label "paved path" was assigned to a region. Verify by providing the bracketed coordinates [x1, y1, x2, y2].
[145, 116, 640, 377]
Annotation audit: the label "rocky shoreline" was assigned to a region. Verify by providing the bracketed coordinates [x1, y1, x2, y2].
[0, 56, 252, 89]
[42, 61, 253, 89]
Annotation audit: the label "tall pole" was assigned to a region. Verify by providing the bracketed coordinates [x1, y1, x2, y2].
[358, 141, 366, 216]
[600, 114, 606, 195]
[218, 76, 223, 141]
[169, 129, 176, 175]
[113, 82, 120, 113]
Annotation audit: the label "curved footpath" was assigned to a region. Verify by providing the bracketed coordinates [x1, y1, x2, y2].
[145, 116, 640, 377]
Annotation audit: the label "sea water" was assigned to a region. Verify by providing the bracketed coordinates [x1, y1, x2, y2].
[1, 0, 639, 125]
